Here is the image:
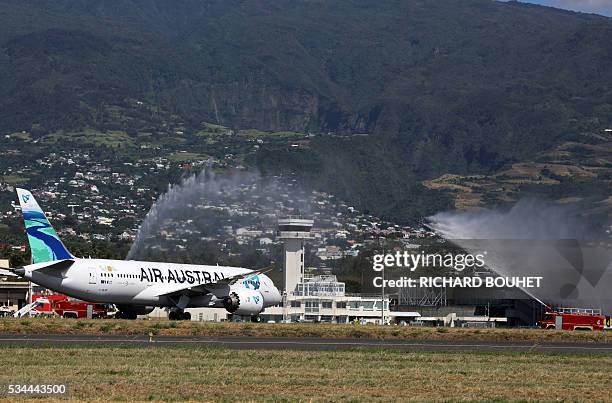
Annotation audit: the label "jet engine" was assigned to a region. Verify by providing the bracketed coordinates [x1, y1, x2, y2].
[223, 288, 264, 316]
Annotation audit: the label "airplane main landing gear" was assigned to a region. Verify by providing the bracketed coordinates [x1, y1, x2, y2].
[115, 311, 137, 320]
[168, 309, 191, 321]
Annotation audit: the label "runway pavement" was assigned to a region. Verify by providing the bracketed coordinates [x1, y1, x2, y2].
[0, 334, 611, 353]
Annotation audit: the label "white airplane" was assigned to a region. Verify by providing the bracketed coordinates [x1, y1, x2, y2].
[6, 188, 282, 320]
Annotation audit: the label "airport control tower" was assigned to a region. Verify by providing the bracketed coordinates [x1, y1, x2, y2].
[277, 217, 314, 294]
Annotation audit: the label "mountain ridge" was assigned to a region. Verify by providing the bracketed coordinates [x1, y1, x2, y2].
[0, 0, 610, 221]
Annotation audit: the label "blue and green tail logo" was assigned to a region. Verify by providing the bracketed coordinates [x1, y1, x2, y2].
[17, 189, 72, 264]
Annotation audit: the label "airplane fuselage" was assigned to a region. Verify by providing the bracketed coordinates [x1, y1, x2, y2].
[20, 259, 280, 308]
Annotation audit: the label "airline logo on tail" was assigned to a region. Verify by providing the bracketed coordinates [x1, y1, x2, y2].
[16, 188, 73, 264]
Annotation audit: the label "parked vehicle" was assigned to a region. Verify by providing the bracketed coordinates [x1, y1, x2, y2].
[32, 294, 114, 319]
[539, 307, 609, 331]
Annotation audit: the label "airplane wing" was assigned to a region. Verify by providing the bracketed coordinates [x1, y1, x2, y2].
[140, 267, 273, 299]
[199, 266, 273, 287]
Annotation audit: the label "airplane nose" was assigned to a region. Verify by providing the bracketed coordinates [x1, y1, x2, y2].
[264, 286, 282, 307]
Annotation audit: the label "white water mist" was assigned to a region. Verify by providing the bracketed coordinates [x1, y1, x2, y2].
[428, 199, 612, 311]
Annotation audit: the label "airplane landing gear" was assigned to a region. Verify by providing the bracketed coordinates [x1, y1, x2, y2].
[115, 311, 137, 320]
[168, 309, 191, 321]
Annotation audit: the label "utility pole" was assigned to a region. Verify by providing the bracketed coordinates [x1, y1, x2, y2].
[27, 281, 33, 317]
[28, 254, 33, 317]
[380, 238, 385, 326]
[282, 291, 288, 323]
[381, 263, 385, 325]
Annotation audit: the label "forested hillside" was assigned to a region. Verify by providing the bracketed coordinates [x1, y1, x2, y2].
[1, 0, 610, 221]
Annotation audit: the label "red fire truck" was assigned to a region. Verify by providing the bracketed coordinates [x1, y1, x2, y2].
[539, 307, 610, 331]
[32, 294, 114, 319]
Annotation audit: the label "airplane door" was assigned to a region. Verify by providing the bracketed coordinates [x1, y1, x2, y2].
[89, 269, 97, 285]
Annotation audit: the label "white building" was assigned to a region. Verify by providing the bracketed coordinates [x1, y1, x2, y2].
[260, 274, 398, 324]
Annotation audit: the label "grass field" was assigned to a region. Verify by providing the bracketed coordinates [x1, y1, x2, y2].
[1, 318, 612, 344]
[1, 174, 29, 185]
[41, 129, 133, 148]
[167, 151, 207, 162]
[0, 344, 610, 401]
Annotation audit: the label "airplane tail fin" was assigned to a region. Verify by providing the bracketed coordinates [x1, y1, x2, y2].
[16, 188, 73, 264]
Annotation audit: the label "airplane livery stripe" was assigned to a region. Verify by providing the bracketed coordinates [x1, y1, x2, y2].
[22, 209, 72, 263]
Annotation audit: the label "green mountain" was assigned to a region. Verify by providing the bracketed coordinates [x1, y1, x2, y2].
[1, 0, 611, 221]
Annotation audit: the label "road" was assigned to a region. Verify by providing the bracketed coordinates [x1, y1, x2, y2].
[0, 334, 611, 353]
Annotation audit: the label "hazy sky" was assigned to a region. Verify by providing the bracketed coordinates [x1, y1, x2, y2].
[513, 0, 612, 16]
